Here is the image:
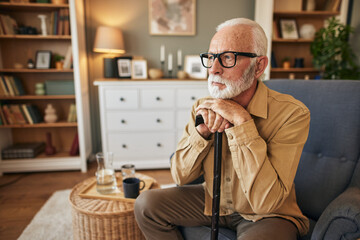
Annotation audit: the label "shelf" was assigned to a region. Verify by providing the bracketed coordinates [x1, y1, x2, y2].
[0, 121, 77, 128]
[274, 11, 339, 17]
[1, 151, 78, 161]
[0, 2, 69, 11]
[0, 95, 75, 100]
[0, 35, 71, 40]
[272, 38, 313, 43]
[271, 68, 319, 72]
[0, 69, 73, 73]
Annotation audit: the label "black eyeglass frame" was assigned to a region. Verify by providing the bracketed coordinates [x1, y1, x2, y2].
[200, 51, 259, 68]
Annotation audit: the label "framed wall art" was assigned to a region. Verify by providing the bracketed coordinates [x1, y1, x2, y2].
[279, 19, 299, 39]
[35, 50, 52, 69]
[149, 0, 196, 36]
[132, 60, 148, 79]
[184, 55, 207, 79]
[115, 57, 132, 78]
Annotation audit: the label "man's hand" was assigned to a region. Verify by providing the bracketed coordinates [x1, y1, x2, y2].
[195, 99, 252, 137]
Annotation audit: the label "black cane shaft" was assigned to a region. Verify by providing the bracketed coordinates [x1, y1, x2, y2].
[195, 115, 222, 240]
[211, 131, 222, 240]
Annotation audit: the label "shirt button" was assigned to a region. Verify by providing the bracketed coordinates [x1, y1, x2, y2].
[226, 177, 231, 182]
[227, 200, 232, 204]
[199, 142, 204, 147]
[228, 134, 233, 140]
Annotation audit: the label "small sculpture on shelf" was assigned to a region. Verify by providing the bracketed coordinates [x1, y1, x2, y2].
[35, 83, 45, 95]
[44, 104, 58, 123]
[37, 14, 48, 36]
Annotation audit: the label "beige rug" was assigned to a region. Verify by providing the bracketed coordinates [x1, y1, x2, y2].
[18, 189, 73, 240]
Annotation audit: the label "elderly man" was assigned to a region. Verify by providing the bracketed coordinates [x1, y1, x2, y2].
[135, 18, 310, 240]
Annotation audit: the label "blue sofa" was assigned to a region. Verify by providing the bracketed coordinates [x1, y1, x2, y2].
[180, 80, 360, 240]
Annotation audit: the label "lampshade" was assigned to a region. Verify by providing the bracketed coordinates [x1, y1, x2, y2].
[93, 26, 125, 54]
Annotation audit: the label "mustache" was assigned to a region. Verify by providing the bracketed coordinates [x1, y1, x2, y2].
[208, 74, 228, 84]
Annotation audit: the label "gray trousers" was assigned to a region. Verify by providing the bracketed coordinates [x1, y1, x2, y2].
[134, 184, 299, 240]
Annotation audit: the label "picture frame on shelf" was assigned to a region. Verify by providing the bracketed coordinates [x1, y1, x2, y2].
[115, 56, 132, 78]
[279, 19, 299, 39]
[184, 55, 207, 79]
[131, 60, 148, 79]
[148, 0, 196, 36]
[35, 50, 52, 69]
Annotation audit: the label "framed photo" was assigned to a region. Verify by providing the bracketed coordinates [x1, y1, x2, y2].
[35, 50, 52, 69]
[115, 57, 132, 78]
[279, 19, 299, 39]
[149, 0, 196, 36]
[132, 60, 148, 79]
[184, 55, 207, 79]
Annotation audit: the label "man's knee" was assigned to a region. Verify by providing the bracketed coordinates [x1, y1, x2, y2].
[134, 189, 162, 219]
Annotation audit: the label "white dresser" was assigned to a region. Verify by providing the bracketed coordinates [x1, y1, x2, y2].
[94, 80, 208, 169]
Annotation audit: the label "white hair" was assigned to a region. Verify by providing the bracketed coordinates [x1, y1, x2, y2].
[216, 18, 268, 57]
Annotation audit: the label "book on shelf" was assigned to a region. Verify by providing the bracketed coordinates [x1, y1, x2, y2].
[0, 75, 25, 96]
[0, 14, 18, 35]
[67, 103, 77, 122]
[21, 104, 34, 124]
[1, 142, 46, 159]
[324, 0, 342, 11]
[69, 132, 79, 156]
[0, 104, 42, 125]
[63, 45, 73, 69]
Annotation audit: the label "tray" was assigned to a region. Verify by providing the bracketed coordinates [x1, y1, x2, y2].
[78, 173, 155, 202]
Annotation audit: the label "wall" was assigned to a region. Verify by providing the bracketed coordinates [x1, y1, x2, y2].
[85, 0, 255, 153]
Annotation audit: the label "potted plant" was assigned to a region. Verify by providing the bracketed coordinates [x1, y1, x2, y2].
[282, 57, 291, 69]
[54, 54, 65, 69]
[311, 17, 360, 80]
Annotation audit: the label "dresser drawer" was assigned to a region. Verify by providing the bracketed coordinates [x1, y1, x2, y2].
[107, 111, 174, 131]
[141, 89, 175, 108]
[105, 89, 138, 109]
[108, 132, 176, 158]
[176, 89, 209, 108]
[176, 110, 191, 130]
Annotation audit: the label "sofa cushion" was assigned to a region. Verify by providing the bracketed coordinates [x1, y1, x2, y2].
[264, 80, 360, 220]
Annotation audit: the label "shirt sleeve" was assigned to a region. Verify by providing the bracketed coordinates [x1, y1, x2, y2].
[225, 108, 310, 214]
[170, 101, 214, 185]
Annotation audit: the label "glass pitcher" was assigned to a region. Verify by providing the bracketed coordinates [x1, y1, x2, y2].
[95, 152, 117, 194]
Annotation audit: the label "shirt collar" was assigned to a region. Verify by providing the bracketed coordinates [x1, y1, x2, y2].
[246, 80, 268, 119]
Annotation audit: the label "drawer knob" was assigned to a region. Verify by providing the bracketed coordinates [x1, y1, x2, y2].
[120, 97, 125, 102]
[156, 96, 161, 101]
[122, 144, 127, 148]
[156, 118, 161, 123]
[157, 143, 162, 147]
[191, 96, 196, 100]
[121, 119, 126, 124]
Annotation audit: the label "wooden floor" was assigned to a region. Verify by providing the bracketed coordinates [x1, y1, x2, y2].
[0, 161, 173, 240]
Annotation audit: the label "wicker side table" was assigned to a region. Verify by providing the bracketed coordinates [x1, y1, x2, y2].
[69, 174, 158, 240]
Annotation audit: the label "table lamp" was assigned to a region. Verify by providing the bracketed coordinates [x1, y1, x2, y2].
[93, 26, 125, 78]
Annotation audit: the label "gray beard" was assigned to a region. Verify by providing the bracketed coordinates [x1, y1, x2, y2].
[208, 62, 256, 99]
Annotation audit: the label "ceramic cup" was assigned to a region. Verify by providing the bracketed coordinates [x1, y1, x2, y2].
[123, 177, 145, 198]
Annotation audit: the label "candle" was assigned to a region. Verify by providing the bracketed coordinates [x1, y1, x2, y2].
[177, 49, 182, 68]
[168, 53, 173, 71]
[160, 45, 165, 62]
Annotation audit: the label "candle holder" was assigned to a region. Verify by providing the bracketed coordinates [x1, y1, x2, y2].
[161, 61, 165, 77]
[168, 70, 173, 78]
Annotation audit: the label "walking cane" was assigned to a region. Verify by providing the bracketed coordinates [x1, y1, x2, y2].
[195, 115, 222, 240]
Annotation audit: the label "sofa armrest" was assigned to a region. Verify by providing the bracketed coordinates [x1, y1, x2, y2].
[311, 187, 360, 240]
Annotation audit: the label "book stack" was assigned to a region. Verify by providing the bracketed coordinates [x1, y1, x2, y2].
[2, 142, 46, 159]
[0, 14, 18, 35]
[0, 104, 42, 126]
[49, 8, 71, 35]
[0, 75, 26, 97]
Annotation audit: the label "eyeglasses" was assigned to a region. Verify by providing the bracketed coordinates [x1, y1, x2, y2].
[200, 51, 259, 68]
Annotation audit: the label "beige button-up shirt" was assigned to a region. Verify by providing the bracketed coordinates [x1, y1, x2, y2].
[171, 80, 310, 236]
